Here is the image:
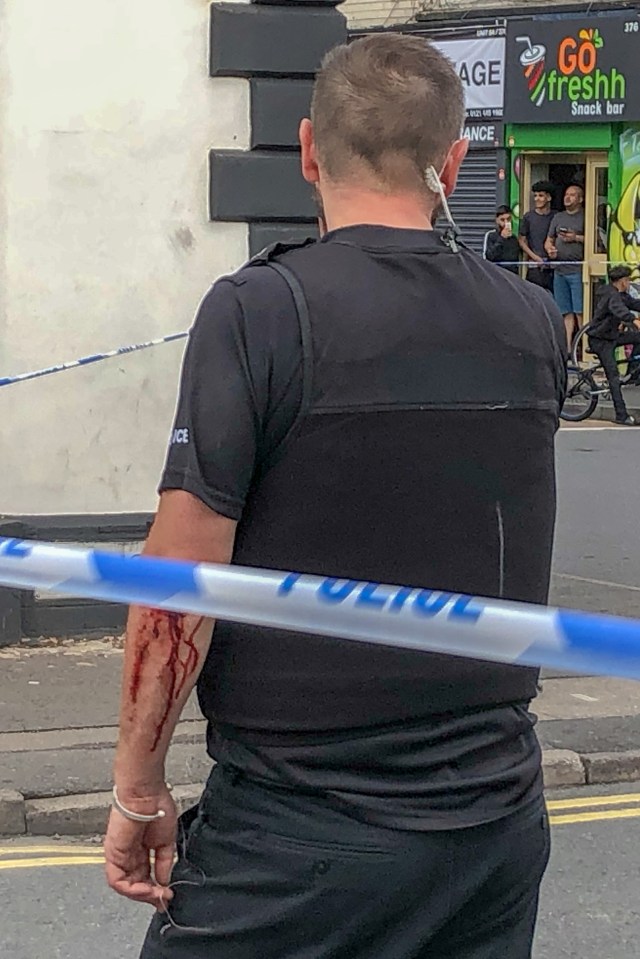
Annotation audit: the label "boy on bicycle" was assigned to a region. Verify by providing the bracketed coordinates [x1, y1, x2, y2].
[589, 265, 640, 425]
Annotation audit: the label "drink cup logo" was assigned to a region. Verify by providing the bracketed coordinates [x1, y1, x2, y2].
[515, 27, 618, 114]
[516, 36, 547, 106]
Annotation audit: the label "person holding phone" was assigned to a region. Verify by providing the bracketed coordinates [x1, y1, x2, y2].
[484, 205, 521, 274]
[545, 185, 585, 349]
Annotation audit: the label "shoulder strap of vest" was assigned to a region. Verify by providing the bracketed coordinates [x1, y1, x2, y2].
[238, 240, 317, 463]
[266, 259, 314, 429]
[247, 237, 317, 267]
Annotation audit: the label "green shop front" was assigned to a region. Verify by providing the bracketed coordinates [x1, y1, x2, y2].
[503, 9, 640, 324]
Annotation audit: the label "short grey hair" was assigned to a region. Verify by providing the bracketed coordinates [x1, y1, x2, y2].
[311, 34, 465, 191]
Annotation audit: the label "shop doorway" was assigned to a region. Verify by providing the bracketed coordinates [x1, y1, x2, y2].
[521, 152, 608, 326]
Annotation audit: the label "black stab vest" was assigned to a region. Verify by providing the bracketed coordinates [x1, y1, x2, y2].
[197, 233, 561, 739]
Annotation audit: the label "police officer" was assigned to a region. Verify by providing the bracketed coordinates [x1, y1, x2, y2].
[105, 34, 566, 959]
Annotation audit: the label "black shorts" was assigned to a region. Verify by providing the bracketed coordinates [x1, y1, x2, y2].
[140, 767, 550, 959]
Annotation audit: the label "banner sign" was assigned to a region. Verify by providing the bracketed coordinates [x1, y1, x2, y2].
[431, 35, 505, 118]
[505, 13, 640, 123]
[462, 120, 504, 149]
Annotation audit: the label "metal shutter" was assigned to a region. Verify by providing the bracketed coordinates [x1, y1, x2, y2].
[446, 151, 498, 256]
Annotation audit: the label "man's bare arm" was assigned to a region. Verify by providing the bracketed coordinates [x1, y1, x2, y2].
[518, 235, 542, 262]
[114, 489, 236, 800]
[105, 490, 236, 904]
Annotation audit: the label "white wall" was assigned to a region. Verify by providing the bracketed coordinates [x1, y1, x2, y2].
[0, 0, 250, 514]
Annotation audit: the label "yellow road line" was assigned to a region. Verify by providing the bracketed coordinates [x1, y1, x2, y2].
[547, 793, 640, 812]
[0, 855, 104, 871]
[0, 845, 101, 857]
[3, 796, 640, 870]
[550, 807, 640, 826]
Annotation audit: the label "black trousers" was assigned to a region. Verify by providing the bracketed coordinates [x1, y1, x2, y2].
[526, 266, 553, 293]
[590, 333, 640, 420]
[140, 766, 550, 959]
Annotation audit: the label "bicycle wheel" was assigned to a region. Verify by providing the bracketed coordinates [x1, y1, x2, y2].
[560, 365, 598, 422]
[570, 324, 596, 365]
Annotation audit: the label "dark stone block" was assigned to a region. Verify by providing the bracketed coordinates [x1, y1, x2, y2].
[0, 519, 30, 539]
[22, 599, 127, 639]
[210, 150, 317, 221]
[250, 78, 313, 149]
[249, 221, 318, 256]
[0, 513, 152, 643]
[0, 513, 151, 543]
[210, 3, 346, 78]
[0, 588, 22, 647]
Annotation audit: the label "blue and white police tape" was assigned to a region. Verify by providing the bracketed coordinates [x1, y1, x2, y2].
[490, 260, 640, 270]
[0, 332, 188, 387]
[1, 537, 640, 680]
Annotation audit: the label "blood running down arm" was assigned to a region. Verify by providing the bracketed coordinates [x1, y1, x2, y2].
[113, 490, 237, 804]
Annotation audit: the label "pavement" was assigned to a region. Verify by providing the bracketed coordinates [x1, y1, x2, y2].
[2, 636, 640, 836]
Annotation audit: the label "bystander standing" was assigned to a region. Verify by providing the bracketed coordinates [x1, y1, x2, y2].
[519, 181, 554, 293]
[546, 184, 585, 349]
[484, 205, 520, 274]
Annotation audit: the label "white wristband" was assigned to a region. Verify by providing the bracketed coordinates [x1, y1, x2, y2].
[112, 784, 168, 822]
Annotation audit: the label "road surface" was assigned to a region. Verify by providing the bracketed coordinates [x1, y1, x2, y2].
[2, 784, 640, 959]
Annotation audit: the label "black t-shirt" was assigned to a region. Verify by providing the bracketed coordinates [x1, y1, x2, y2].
[519, 210, 554, 260]
[162, 269, 302, 520]
[161, 226, 566, 831]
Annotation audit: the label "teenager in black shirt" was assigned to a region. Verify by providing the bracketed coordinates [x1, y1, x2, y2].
[519, 180, 555, 292]
[105, 34, 566, 959]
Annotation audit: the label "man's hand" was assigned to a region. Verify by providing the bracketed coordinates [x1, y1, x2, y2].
[500, 223, 513, 238]
[104, 492, 235, 908]
[104, 784, 178, 906]
[562, 230, 577, 243]
[530, 253, 544, 264]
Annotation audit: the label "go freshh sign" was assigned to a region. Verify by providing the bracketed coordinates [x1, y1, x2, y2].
[505, 14, 640, 122]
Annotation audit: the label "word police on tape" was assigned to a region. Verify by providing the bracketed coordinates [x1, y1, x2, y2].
[2, 538, 640, 682]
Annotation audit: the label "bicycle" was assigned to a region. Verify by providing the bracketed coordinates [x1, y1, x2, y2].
[561, 363, 606, 422]
[561, 326, 640, 421]
[570, 323, 596, 367]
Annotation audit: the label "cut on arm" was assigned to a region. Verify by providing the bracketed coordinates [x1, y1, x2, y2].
[114, 490, 237, 796]
[105, 491, 236, 907]
[105, 264, 302, 906]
